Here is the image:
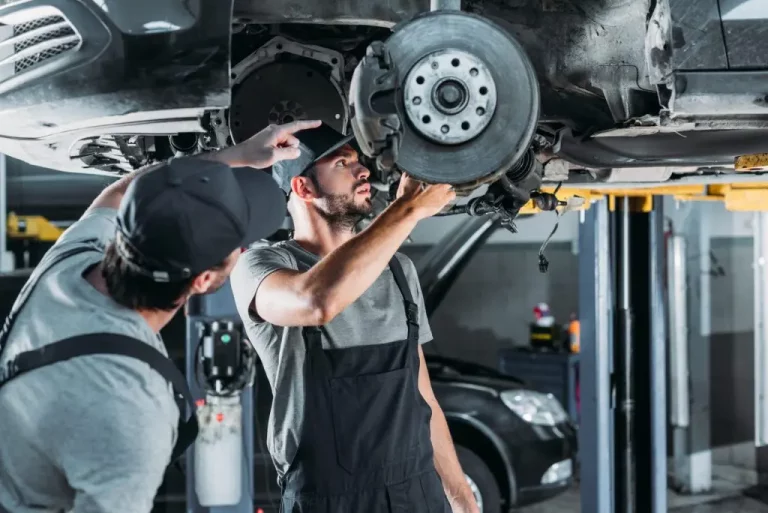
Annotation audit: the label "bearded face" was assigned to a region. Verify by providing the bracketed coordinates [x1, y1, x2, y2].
[307, 145, 374, 230]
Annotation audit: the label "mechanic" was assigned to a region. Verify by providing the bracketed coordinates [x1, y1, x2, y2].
[0, 120, 321, 513]
[230, 123, 479, 513]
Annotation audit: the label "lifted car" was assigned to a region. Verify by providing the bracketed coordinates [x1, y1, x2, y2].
[0, 0, 767, 231]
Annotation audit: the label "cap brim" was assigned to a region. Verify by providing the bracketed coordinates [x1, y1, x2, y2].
[312, 133, 356, 164]
[232, 167, 287, 245]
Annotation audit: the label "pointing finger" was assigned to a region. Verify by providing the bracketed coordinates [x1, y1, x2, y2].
[280, 119, 322, 135]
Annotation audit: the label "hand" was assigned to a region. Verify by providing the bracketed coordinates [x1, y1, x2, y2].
[395, 173, 456, 219]
[449, 493, 480, 513]
[229, 120, 322, 168]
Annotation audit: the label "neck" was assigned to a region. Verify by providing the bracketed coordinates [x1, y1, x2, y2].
[136, 308, 179, 334]
[86, 262, 180, 334]
[291, 212, 356, 257]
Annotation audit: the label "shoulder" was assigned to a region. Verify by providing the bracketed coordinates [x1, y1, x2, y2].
[37, 208, 116, 270]
[393, 252, 419, 278]
[230, 241, 299, 313]
[56, 207, 117, 249]
[235, 241, 297, 272]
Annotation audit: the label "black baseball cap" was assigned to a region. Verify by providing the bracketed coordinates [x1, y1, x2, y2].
[115, 157, 286, 282]
[272, 123, 355, 194]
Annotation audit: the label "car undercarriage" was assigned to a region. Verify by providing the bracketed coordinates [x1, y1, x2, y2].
[0, 0, 766, 233]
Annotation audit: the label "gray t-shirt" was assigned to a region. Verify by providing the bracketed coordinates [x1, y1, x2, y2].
[0, 208, 178, 513]
[230, 239, 432, 477]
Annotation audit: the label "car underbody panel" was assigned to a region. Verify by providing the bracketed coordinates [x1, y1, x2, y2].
[0, 0, 767, 219]
[0, 0, 232, 173]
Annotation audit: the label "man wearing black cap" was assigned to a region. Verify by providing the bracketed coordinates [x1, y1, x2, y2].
[0, 120, 320, 513]
[230, 124, 479, 513]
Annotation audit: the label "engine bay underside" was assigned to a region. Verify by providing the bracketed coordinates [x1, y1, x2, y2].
[0, 0, 767, 204]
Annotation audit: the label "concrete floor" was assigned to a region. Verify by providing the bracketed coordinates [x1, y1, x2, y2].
[518, 484, 768, 513]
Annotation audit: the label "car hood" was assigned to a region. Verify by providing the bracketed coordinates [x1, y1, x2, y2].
[426, 354, 526, 391]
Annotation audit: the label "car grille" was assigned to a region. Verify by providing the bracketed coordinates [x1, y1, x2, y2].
[0, 9, 81, 76]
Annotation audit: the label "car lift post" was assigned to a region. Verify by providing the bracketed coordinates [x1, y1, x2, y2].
[579, 199, 613, 513]
[580, 196, 667, 513]
[185, 283, 255, 513]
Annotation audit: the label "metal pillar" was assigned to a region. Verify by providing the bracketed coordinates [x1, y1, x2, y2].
[0, 154, 6, 272]
[755, 212, 768, 446]
[581, 197, 667, 513]
[185, 282, 255, 513]
[612, 198, 636, 513]
[648, 200, 668, 513]
[579, 199, 613, 513]
[670, 202, 712, 493]
[621, 197, 667, 513]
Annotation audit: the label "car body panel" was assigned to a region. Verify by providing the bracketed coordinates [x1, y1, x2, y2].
[233, 0, 425, 28]
[719, 0, 768, 69]
[0, 0, 231, 172]
[429, 354, 577, 506]
[1, 0, 768, 182]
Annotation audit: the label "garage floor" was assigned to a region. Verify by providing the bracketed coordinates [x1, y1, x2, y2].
[518, 484, 768, 513]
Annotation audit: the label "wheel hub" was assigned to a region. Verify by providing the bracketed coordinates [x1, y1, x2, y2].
[404, 49, 497, 145]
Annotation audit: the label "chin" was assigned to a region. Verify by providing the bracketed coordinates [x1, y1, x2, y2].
[355, 198, 373, 212]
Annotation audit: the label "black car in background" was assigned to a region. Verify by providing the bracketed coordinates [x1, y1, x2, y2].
[425, 354, 576, 510]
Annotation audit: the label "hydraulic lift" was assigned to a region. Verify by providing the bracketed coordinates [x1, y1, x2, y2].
[578, 196, 667, 513]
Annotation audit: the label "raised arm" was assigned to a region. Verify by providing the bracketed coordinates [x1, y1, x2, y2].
[253, 176, 455, 327]
[86, 120, 321, 214]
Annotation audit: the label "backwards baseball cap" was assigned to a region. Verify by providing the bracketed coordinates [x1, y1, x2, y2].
[271, 123, 355, 195]
[115, 158, 286, 283]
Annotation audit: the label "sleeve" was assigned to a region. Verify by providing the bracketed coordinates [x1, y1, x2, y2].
[52, 207, 118, 252]
[397, 253, 433, 345]
[61, 396, 174, 513]
[230, 245, 294, 324]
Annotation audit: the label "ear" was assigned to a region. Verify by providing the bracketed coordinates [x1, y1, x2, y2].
[189, 270, 216, 295]
[290, 175, 318, 201]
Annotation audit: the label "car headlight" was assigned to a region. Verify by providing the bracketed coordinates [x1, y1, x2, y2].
[500, 390, 568, 426]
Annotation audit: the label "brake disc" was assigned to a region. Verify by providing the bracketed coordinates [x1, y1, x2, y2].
[351, 11, 539, 185]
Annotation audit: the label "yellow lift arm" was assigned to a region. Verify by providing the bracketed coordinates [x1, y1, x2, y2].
[6, 213, 65, 242]
[519, 153, 768, 214]
[519, 182, 768, 214]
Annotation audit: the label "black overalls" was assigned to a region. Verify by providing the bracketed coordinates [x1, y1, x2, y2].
[279, 257, 451, 513]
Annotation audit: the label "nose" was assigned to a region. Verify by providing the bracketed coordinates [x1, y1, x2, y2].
[353, 162, 370, 181]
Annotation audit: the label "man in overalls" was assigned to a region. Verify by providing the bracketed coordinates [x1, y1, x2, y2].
[0, 120, 320, 513]
[231, 124, 479, 512]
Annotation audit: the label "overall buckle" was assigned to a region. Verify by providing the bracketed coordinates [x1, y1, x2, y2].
[405, 301, 419, 325]
[0, 360, 18, 385]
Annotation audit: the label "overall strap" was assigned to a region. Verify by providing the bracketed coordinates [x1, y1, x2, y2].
[0, 240, 101, 359]
[388, 257, 419, 345]
[0, 333, 198, 463]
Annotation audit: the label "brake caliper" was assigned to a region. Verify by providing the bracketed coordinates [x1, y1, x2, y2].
[348, 41, 403, 173]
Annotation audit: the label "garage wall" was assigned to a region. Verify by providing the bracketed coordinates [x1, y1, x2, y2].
[707, 237, 758, 475]
[400, 242, 578, 369]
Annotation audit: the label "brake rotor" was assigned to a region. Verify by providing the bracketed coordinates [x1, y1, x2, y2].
[387, 11, 539, 184]
[228, 61, 347, 144]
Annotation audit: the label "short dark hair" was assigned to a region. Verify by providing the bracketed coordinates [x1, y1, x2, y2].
[101, 241, 226, 311]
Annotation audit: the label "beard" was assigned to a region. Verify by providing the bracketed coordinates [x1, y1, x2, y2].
[315, 179, 373, 231]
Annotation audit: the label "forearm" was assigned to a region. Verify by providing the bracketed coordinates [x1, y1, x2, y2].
[85, 163, 158, 214]
[303, 198, 420, 321]
[430, 405, 475, 506]
[86, 147, 244, 214]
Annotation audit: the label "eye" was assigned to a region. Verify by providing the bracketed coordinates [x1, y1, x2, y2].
[335, 159, 347, 168]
